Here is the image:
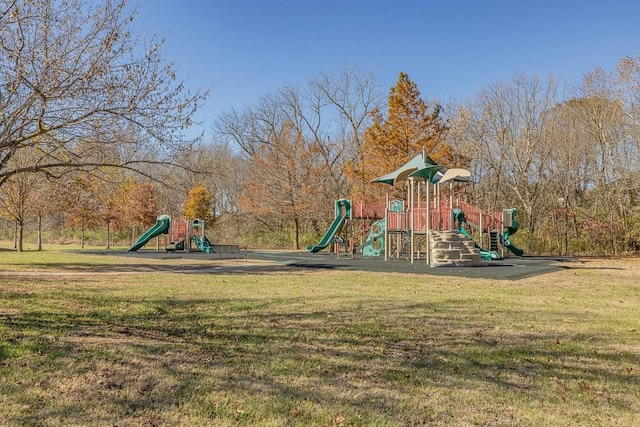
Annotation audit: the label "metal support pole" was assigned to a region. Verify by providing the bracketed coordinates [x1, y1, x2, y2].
[426, 181, 431, 266]
[410, 178, 415, 264]
[480, 213, 483, 249]
[384, 192, 389, 261]
[449, 182, 454, 230]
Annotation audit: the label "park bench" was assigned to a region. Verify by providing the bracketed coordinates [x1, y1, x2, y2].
[210, 244, 247, 261]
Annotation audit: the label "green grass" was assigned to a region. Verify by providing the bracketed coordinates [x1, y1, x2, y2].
[0, 251, 639, 426]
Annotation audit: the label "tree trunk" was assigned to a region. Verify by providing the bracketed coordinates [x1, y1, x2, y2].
[563, 206, 569, 256]
[610, 211, 616, 256]
[81, 223, 85, 249]
[38, 214, 43, 251]
[17, 222, 23, 252]
[293, 216, 300, 250]
[106, 221, 111, 249]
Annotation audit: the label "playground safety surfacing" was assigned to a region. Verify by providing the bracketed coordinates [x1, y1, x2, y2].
[117, 249, 571, 280]
[249, 251, 570, 280]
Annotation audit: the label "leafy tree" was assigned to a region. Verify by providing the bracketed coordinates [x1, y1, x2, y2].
[0, 172, 39, 252]
[184, 182, 215, 225]
[351, 72, 450, 200]
[62, 173, 103, 248]
[0, 147, 60, 251]
[240, 122, 319, 249]
[115, 177, 158, 242]
[0, 0, 207, 187]
[97, 170, 124, 249]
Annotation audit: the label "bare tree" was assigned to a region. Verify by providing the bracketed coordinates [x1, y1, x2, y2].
[0, 162, 40, 251]
[0, 0, 208, 186]
[454, 74, 562, 238]
[215, 67, 381, 199]
[307, 67, 382, 197]
[571, 68, 632, 254]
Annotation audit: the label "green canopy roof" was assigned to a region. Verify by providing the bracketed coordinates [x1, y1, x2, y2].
[408, 165, 447, 184]
[372, 153, 443, 186]
[371, 152, 471, 186]
[371, 154, 424, 186]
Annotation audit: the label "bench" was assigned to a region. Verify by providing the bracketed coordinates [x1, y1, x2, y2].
[210, 244, 247, 261]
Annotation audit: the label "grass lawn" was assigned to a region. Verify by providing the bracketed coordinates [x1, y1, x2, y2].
[0, 250, 638, 426]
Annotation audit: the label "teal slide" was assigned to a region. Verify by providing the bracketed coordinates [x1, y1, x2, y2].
[361, 219, 385, 256]
[194, 235, 213, 253]
[306, 199, 351, 253]
[501, 209, 524, 256]
[127, 215, 171, 251]
[453, 209, 501, 260]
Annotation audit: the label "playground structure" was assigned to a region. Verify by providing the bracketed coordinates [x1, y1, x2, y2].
[306, 152, 524, 266]
[127, 216, 213, 254]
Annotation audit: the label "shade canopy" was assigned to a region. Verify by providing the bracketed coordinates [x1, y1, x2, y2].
[437, 168, 471, 184]
[407, 165, 447, 184]
[371, 152, 470, 186]
[371, 154, 425, 186]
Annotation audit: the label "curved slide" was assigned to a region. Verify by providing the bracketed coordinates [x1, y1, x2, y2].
[501, 210, 524, 256]
[194, 235, 213, 253]
[361, 219, 385, 256]
[127, 215, 171, 252]
[453, 209, 501, 261]
[306, 199, 351, 253]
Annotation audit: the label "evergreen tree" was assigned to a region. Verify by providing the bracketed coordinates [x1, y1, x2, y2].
[350, 72, 451, 200]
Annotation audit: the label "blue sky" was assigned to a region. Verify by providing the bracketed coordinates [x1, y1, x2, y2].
[132, 0, 640, 136]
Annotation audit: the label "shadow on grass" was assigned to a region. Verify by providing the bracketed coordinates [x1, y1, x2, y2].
[2, 282, 639, 425]
[0, 261, 298, 275]
[559, 265, 626, 271]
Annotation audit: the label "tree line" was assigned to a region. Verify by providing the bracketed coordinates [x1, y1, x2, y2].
[213, 62, 640, 255]
[2, 0, 640, 255]
[448, 64, 640, 255]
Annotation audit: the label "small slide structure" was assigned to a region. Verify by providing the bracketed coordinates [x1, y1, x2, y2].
[361, 219, 385, 256]
[306, 199, 351, 253]
[194, 235, 213, 254]
[453, 209, 501, 261]
[501, 209, 524, 256]
[127, 215, 171, 252]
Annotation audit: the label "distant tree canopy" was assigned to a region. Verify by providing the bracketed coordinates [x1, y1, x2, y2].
[0, 0, 207, 187]
[184, 182, 215, 225]
[446, 61, 640, 255]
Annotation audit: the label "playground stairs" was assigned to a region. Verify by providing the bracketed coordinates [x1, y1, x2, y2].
[489, 231, 500, 252]
[429, 230, 482, 267]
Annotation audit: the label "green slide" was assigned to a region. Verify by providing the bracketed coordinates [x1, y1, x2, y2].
[453, 209, 501, 260]
[194, 235, 213, 253]
[361, 219, 385, 256]
[501, 209, 524, 256]
[306, 199, 351, 253]
[127, 215, 171, 251]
